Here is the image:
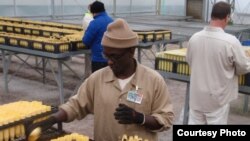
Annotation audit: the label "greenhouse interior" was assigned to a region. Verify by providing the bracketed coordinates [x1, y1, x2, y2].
[1, 0, 250, 141]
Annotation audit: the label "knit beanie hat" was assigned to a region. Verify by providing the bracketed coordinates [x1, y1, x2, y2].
[90, 1, 105, 13]
[101, 18, 139, 48]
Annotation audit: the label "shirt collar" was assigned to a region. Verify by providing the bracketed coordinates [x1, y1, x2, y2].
[104, 60, 143, 89]
[204, 26, 225, 33]
[93, 11, 107, 19]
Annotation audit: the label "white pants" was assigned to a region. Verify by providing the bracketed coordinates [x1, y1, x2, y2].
[188, 104, 230, 124]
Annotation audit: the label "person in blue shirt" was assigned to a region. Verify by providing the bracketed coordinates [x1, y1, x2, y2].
[82, 1, 113, 72]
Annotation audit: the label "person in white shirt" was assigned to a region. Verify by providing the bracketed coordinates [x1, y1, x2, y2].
[186, 1, 250, 124]
[82, 4, 93, 30]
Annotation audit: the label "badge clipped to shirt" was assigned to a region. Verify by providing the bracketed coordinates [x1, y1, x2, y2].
[126, 86, 143, 104]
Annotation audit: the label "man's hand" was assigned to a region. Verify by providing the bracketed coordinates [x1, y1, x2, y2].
[114, 104, 144, 125]
[26, 116, 57, 140]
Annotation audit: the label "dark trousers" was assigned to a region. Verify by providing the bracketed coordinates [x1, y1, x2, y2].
[91, 61, 108, 73]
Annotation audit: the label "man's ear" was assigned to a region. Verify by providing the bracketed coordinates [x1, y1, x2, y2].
[129, 47, 136, 54]
[128, 47, 136, 57]
[226, 14, 231, 23]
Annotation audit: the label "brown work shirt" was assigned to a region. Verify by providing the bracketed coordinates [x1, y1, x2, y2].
[60, 63, 174, 141]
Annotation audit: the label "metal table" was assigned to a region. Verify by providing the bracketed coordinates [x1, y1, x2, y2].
[0, 45, 90, 104]
[158, 70, 250, 124]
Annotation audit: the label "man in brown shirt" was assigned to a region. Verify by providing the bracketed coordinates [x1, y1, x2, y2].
[28, 18, 174, 141]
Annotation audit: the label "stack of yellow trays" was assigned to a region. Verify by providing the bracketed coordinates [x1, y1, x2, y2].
[0, 101, 51, 141]
[136, 30, 172, 43]
[0, 20, 80, 37]
[0, 32, 72, 53]
[61, 31, 85, 50]
[156, 48, 190, 75]
[137, 31, 154, 43]
[155, 47, 250, 86]
[154, 30, 172, 41]
[50, 133, 89, 141]
[0, 17, 86, 53]
[0, 16, 82, 31]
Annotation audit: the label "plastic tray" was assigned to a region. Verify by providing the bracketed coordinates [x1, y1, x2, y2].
[32, 41, 71, 53]
[136, 30, 172, 43]
[71, 41, 86, 51]
[4, 36, 32, 49]
[0, 106, 60, 141]
[155, 57, 190, 75]
[137, 31, 154, 43]
[154, 30, 172, 40]
[44, 42, 71, 53]
[155, 57, 250, 86]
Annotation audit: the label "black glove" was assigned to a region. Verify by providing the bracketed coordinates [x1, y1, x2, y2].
[25, 116, 57, 139]
[114, 104, 144, 124]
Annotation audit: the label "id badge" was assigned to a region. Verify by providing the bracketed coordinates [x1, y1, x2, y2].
[127, 90, 143, 104]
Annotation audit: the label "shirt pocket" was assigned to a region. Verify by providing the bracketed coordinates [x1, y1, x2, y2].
[135, 94, 151, 115]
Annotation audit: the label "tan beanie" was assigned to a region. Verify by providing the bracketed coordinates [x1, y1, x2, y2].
[101, 18, 139, 48]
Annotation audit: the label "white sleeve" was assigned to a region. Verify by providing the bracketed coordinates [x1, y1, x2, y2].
[232, 40, 250, 75]
[82, 13, 93, 30]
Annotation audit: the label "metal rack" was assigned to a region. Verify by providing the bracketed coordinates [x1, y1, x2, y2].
[0, 44, 90, 104]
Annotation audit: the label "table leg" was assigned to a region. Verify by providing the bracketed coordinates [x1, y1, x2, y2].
[141, 49, 155, 66]
[156, 43, 165, 52]
[1, 50, 9, 94]
[243, 95, 249, 113]
[35, 56, 38, 67]
[137, 47, 141, 63]
[183, 82, 190, 124]
[70, 54, 91, 97]
[84, 53, 91, 79]
[57, 60, 64, 104]
[42, 58, 46, 84]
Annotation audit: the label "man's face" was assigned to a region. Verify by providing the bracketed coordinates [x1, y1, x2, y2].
[103, 47, 133, 77]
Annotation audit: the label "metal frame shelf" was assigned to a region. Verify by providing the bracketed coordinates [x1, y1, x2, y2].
[0, 44, 90, 104]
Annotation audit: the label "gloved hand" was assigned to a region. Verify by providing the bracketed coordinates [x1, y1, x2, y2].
[114, 104, 144, 124]
[25, 116, 57, 140]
